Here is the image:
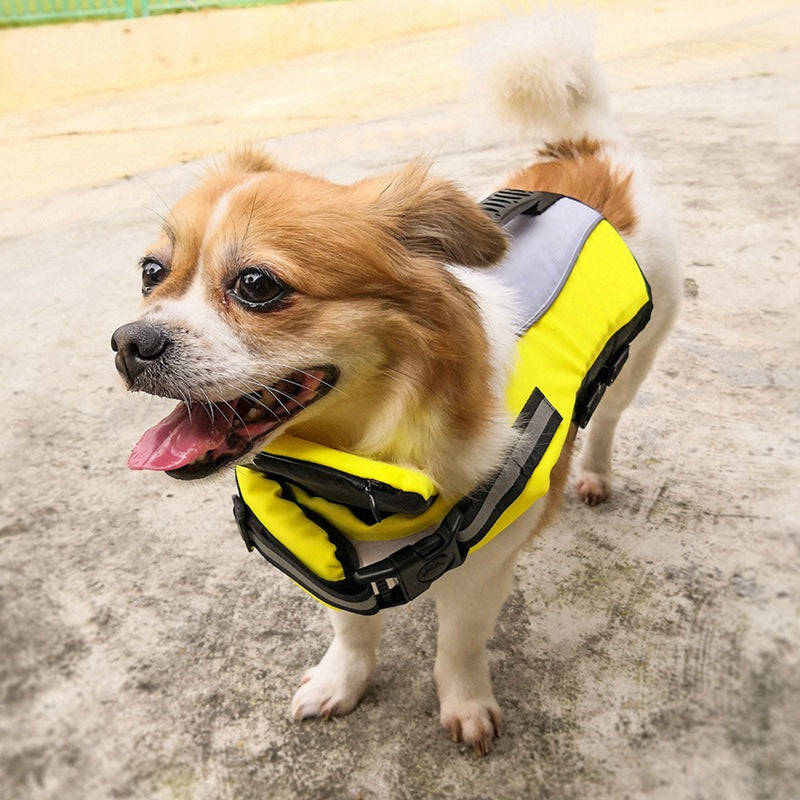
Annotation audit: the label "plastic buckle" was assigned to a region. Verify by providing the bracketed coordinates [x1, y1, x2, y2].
[353, 510, 465, 607]
[603, 345, 630, 385]
[576, 346, 632, 428]
[578, 383, 607, 428]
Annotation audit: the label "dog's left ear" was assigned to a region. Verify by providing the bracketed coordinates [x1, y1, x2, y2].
[367, 163, 508, 268]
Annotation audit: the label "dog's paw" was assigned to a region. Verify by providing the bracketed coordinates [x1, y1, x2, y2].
[577, 471, 611, 505]
[290, 651, 373, 721]
[440, 699, 502, 756]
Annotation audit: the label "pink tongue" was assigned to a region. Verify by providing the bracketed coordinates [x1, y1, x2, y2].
[128, 402, 236, 471]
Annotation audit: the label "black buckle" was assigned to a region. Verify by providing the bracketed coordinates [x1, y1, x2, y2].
[352, 509, 466, 608]
[577, 383, 607, 428]
[575, 346, 631, 428]
[601, 345, 630, 385]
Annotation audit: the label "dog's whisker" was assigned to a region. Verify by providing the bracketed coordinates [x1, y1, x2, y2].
[135, 173, 181, 236]
[270, 365, 347, 397]
[242, 185, 262, 246]
[221, 364, 347, 401]
[182, 395, 194, 423]
[266, 385, 308, 405]
[197, 390, 217, 424]
[226, 379, 283, 422]
[383, 365, 433, 394]
[225, 372, 336, 409]
[212, 383, 250, 430]
[263, 387, 294, 417]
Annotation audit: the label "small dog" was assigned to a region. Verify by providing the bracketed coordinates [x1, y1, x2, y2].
[112, 14, 679, 755]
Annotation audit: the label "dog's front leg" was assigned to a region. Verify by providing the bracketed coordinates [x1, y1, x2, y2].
[431, 540, 520, 756]
[291, 609, 381, 720]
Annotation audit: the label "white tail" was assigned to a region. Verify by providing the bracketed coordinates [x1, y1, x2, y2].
[471, 11, 616, 142]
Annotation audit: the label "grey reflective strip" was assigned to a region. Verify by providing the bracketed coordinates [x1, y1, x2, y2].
[495, 197, 602, 330]
[248, 535, 378, 614]
[456, 394, 561, 545]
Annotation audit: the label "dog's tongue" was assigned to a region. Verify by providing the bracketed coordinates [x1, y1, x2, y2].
[128, 402, 235, 471]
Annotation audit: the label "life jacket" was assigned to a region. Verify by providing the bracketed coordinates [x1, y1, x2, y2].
[232, 190, 653, 615]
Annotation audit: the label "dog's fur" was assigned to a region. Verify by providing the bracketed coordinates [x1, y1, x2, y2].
[113, 13, 680, 755]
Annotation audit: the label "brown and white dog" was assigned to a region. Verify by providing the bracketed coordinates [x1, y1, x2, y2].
[112, 14, 679, 755]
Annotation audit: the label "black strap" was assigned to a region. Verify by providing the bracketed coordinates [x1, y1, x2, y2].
[234, 385, 563, 614]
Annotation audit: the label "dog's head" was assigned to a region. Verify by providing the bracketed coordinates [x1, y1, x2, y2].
[112, 152, 507, 488]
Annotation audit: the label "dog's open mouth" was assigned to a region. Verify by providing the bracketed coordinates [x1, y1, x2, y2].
[128, 367, 338, 479]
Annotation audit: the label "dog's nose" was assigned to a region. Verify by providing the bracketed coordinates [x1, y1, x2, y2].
[111, 321, 171, 385]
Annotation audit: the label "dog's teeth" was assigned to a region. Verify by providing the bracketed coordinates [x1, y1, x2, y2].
[244, 406, 264, 422]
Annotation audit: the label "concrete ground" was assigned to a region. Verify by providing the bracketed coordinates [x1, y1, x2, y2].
[1, 1, 799, 798]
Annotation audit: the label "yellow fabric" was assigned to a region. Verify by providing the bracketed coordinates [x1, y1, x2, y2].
[235, 466, 346, 582]
[262, 435, 439, 501]
[291, 484, 451, 542]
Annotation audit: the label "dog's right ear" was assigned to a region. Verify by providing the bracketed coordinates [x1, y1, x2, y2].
[221, 148, 282, 175]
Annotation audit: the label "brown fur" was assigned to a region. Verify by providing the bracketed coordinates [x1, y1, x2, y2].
[507, 137, 637, 234]
[140, 156, 509, 493]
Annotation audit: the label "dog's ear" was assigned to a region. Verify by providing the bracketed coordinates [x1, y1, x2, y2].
[365, 162, 507, 268]
[221, 148, 282, 175]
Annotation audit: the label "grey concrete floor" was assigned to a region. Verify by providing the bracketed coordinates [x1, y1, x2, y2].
[1, 9, 799, 800]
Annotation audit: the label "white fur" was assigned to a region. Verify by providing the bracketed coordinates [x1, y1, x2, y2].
[466, 9, 618, 142]
[292, 11, 681, 753]
[141, 274, 255, 403]
[447, 264, 523, 392]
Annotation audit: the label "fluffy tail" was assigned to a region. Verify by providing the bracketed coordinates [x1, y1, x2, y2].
[471, 11, 616, 142]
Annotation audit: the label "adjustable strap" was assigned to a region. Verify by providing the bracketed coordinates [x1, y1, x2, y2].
[455, 389, 561, 549]
[252, 451, 436, 520]
[348, 505, 466, 609]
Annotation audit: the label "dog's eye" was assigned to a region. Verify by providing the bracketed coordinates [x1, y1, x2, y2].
[230, 268, 287, 309]
[140, 258, 169, 295]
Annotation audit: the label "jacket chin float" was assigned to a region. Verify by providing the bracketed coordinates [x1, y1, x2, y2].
[232, 190, 653, 615]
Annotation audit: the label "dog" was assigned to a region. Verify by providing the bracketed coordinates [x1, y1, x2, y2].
[111, 13, 680, 755]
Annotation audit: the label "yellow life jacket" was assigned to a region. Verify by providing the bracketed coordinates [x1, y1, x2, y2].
[232, 191, 652, 614]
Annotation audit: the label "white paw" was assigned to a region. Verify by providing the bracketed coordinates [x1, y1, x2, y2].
[577, 470, 611, 505]
[440, 699, 502, 756]
[290, 650, 373, 721]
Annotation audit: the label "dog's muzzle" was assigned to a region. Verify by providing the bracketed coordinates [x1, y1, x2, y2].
[111, 321, 172, 387]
